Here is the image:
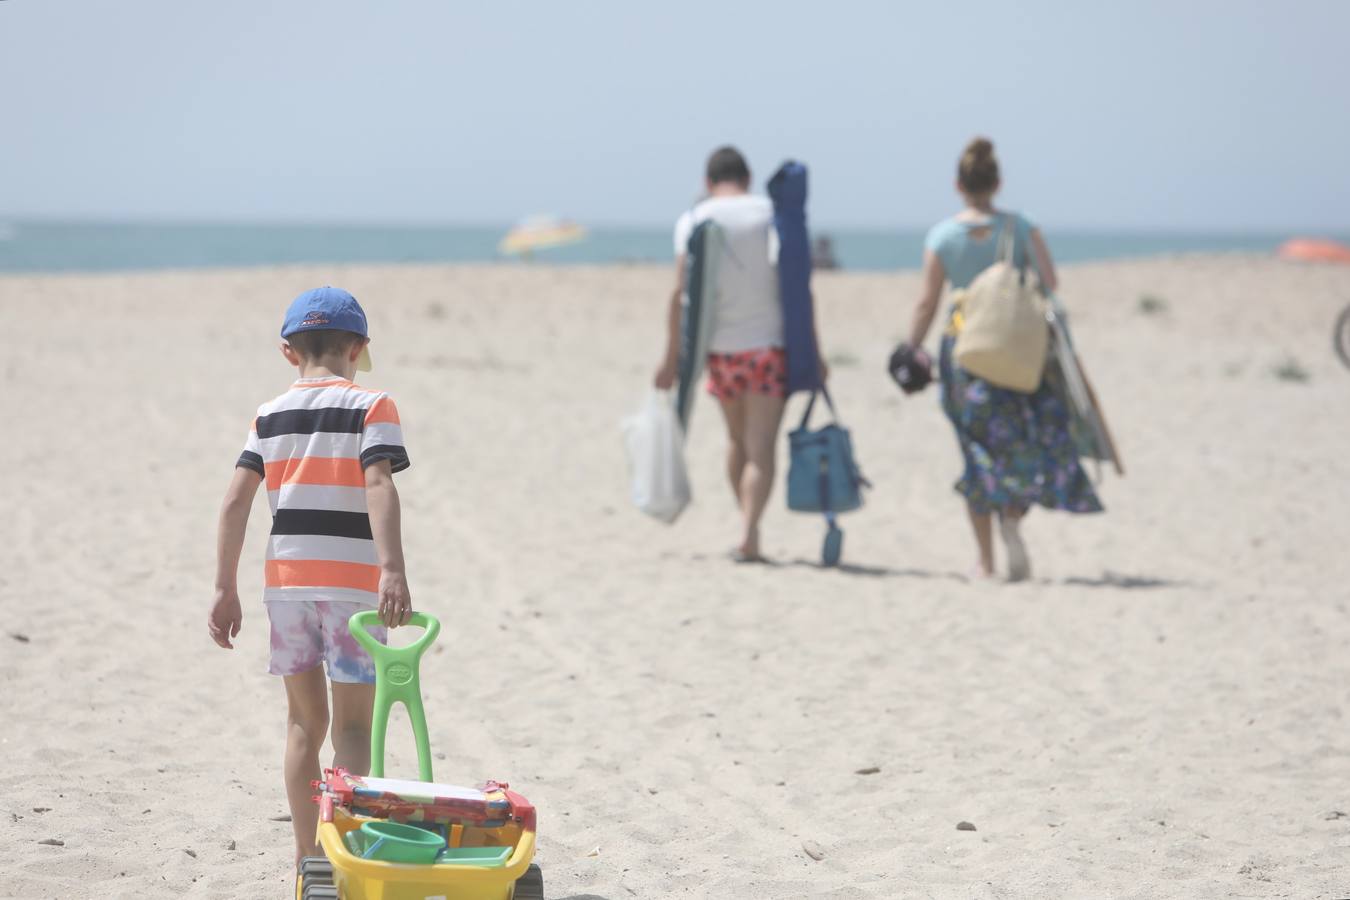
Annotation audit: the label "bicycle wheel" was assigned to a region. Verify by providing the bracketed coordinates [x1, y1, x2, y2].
[1335, 304, 1350, 369]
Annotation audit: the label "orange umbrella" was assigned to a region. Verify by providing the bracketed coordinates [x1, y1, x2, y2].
[1278, 238, 1350, 264]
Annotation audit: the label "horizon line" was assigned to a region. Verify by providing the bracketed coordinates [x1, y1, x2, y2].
[1, 215, 1347, 237]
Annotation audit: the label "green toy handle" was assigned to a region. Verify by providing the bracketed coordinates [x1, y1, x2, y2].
[350, 610, 441, 656]
[349, 610, 442, 781]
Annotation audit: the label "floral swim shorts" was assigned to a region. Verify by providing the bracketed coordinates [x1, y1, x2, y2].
[266, 600, 385, 684]
[705, 347, 787, 401]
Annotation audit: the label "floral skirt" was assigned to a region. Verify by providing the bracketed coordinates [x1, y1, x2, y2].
[938, 334, 1103, 515]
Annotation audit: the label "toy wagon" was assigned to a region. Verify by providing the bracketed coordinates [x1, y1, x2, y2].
[296, 612, 541, 900]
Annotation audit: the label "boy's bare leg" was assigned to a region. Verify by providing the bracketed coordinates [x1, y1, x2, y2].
[282, 667, 329, 865]
[330, 682, 375, 776]
[736, 393, 787, 559]
[717, 394, 748, 507]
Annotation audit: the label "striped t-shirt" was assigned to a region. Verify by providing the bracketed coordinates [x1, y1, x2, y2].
[236, 376, 410, 604]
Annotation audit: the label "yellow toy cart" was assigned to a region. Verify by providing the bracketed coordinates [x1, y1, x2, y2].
[296, 612, 541, 900]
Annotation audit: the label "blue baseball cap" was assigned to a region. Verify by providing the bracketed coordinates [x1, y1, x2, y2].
[281, 286, 373, 371]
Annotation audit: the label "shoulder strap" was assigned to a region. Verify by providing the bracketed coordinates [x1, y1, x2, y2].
[1000, 212, 1040, 285]
[995, 213, 1016, 265]
[797, 383, 839, 430]
[819, 383, 839, 419]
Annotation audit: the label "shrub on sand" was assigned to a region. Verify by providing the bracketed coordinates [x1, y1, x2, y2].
[1137, 293, 1168, 316]
[1272, 357, 1310, 383]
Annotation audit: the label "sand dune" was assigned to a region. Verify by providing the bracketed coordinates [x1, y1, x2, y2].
[2, 255, 1349, 898]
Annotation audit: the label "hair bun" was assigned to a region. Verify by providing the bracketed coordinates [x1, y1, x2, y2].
[965, 137, 994, 161]
[957, 137, 1000, 195]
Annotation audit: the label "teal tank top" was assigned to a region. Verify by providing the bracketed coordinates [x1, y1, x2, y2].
[924, 212, 1036, 289]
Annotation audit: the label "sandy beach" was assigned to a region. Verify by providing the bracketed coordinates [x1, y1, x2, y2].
[2, 255, 1349, 899]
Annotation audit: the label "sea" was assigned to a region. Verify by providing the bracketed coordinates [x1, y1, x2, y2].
[0, 221, 1337, 274]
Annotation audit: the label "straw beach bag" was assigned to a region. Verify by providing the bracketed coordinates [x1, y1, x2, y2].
[952, 214, 1049, 393]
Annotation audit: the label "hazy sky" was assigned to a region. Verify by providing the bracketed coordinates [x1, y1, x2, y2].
[3, 1, 1347, 230]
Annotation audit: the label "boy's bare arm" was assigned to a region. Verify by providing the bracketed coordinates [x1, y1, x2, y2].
[209, 467, 262, 649]
[365, 460, 411, 628]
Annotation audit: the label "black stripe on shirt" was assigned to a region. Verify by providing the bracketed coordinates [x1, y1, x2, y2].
[237, 451, 265, 475]
[271, 508, 373, 540]
[360, 445, 411, 473]
[255, 406, 367, 439]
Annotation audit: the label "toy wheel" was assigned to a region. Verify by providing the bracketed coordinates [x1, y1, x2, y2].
[513, 863, 544, 899]
[299, 857, 333, 881]
[297, 856, 335, 900]
[822, 524, 843, 567]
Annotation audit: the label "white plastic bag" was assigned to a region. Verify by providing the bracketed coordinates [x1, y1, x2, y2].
[621, 390, 691, 523]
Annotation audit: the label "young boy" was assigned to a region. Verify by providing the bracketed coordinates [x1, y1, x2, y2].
[208, 286, 412, 864]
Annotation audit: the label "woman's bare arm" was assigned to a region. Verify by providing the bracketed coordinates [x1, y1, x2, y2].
[907, 248, 946, 349]
[1029, 228, 1058, 293]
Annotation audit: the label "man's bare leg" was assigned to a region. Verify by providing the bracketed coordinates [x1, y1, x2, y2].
[736, 393, 787, 559]
[717, 395, 748, 508]
[282, 666, 329, 866]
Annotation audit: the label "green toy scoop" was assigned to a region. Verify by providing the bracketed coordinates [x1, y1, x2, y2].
[349, 610, 441, 781]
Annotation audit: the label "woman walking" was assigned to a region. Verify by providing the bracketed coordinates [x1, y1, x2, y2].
[906, 138, 1101, 580]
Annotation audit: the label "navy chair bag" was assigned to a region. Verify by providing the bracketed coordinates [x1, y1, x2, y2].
[768, 160, 822, 396]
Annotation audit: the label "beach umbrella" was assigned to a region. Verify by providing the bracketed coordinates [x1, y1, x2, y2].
[1278, 238, 1350, 264]
[498, 215, 587, 256]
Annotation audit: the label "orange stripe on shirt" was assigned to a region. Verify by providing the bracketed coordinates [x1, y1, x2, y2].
[264, 456, 366, 491]
[365, 395, 401, 425]
[265, 559, 380, 592]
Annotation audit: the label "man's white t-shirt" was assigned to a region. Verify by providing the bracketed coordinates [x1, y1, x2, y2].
[673, 194, 783, 353]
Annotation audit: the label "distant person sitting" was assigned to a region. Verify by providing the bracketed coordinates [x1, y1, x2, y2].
[812, 235, 839, 270]
[653, 146, 816, 562]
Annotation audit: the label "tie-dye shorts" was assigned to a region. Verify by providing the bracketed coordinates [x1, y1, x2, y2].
[266, 600, 386, 684]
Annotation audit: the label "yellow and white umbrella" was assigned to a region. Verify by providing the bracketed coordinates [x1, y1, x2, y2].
[498, 215, 588, 256]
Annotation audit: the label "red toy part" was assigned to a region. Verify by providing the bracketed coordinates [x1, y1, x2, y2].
[501, 788, 537, 833]
[315, 768, 534, 830]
